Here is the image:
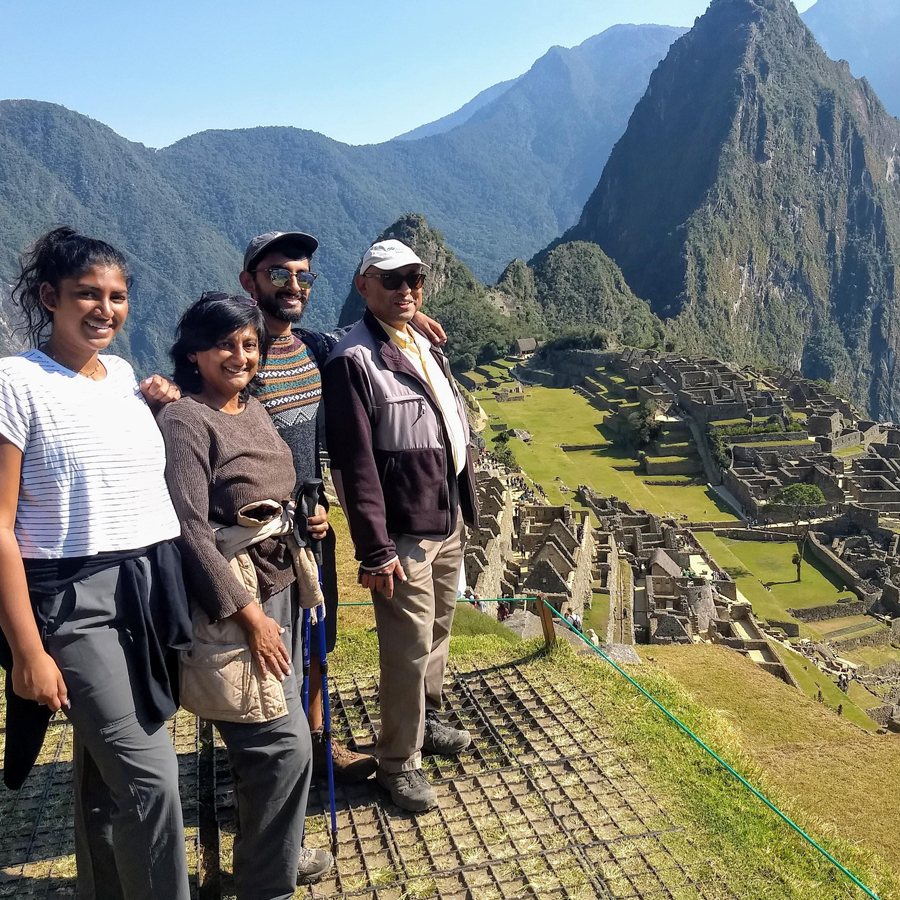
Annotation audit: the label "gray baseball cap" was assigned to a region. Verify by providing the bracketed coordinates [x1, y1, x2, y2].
[243, 231, 319, 272]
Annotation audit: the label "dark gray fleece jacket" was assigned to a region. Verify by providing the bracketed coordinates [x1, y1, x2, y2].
[322, 310, 479, 571]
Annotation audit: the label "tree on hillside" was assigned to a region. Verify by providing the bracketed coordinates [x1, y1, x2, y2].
[613, 403, 658, 452]
[770, 483, 827, 582]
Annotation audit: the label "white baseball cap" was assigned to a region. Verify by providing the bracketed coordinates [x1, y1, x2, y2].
[359, 239, 430, 274]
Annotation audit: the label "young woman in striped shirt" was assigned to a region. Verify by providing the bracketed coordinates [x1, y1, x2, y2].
[0, 228, 191, 900]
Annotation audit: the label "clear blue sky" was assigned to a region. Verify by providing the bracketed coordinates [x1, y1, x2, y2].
[3, 0, 816, 149]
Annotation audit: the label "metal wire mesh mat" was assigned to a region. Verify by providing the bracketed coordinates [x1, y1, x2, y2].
[0, 710, 201, 899]
[286, 663, 734, 900]
[0, 659, 734, 900]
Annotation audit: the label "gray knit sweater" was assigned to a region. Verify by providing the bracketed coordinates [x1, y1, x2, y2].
[157, 396, 297, 620]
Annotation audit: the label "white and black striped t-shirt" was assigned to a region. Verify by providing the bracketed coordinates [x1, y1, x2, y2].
[0, 350, 180, 559]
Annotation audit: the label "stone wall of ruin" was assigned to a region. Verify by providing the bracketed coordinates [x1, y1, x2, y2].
[788, 600, 867, 621]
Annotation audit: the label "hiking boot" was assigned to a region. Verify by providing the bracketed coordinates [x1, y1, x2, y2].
[376, 767, 438, 812]
[422, 711, 471, 756]
[312, 729, 378, 784]
[297, 847, 334, 885]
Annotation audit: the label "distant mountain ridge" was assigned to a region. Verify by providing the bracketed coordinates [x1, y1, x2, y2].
[802, 0, 900, 118]
[0, 23, 682, 374]
[392, 77, 522, 141]
[560, 0, 900, 418]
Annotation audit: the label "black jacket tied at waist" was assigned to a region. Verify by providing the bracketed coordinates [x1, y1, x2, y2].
[0, 541, 192, 789]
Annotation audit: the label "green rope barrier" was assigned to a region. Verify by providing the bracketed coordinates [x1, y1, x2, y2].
[335, 588, 876, 894]
[337, 596, 537, 607]
[541, 598, 881, 900]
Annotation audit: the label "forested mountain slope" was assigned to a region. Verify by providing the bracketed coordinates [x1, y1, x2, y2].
[0, 24, 681, 371]
[562, 0, 900, 418]
[339, 214, 664, 369]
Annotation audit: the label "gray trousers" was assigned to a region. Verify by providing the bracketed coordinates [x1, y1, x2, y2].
[212, 584, 312, 900]
[44, 563, 190, 900]
[372, 513, 464, 772]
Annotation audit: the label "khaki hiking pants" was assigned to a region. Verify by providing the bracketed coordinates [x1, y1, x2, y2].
[372, 511, 465, 773]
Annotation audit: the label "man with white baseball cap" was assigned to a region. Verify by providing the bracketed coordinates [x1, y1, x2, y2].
[322, 238, 479, 812]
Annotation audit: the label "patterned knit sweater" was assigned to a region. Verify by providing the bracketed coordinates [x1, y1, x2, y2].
[257, 333, 322, 490]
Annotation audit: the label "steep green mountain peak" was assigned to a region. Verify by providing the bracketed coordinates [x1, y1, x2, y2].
[564, 0, 900, 417]
[337, 214, 539, 370]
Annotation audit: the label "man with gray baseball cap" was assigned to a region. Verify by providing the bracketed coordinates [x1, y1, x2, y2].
[323, 238, 479, 812]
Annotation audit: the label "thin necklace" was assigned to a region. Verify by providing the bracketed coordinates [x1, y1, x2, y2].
[42, 346, 104, 380]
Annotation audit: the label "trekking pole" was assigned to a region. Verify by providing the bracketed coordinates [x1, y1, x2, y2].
[299, 479, 338, 848]
[295, 485, 317, 718]
[301, 609, 311, 717]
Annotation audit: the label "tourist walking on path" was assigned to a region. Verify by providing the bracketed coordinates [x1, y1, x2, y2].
[323, 239, 480, 812]
[238, 229, 446, 783]
[0, 228, 191, 900]
[158, 293, 333, 897]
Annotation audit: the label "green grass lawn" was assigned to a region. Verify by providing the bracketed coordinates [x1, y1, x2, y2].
[477, 384, 737, 522]
[451, 603, 520, 641]
[584, 589, 610, 638]
[842, 644, 900, 670]
[642, 474, 695, 484]
[834, 444, 865, 457]
[696, 534, 856, 628]
[480, 363, 516, 381]
[772, 643, 880, 732]
[847, 678, 884, 713]
[710, 417, 752, 427]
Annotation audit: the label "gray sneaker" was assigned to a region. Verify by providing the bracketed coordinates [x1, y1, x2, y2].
[422, 712, 471, 755]
[297, 847, 334, 885]
[376, 767, 438, 812]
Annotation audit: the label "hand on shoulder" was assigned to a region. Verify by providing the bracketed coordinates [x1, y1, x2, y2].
[140, 374, 182, 410]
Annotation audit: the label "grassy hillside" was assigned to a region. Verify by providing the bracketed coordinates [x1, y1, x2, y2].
[473, 380, 736, 521]
[650, 643, 900, 872]
[327, 570, 900, 898]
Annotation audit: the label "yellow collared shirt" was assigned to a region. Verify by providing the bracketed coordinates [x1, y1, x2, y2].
[376, 318, 467, 476]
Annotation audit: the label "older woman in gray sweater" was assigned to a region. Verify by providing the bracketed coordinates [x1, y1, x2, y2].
[157, 293, 332, 900]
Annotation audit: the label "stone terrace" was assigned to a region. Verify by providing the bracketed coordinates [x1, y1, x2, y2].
[463, 467, 594, 621]
[575, 489, 793, 684]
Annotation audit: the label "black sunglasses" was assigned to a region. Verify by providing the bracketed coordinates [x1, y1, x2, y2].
[362, 270, 427, 291]
[252, 267, 317, 290]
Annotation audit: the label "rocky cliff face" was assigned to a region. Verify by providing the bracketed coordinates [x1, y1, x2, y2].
[564, 0, 900, 418]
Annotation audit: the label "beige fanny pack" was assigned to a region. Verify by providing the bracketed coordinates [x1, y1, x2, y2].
[179, 500, 324, 724]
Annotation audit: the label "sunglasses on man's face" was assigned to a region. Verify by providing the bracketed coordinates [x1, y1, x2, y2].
[363, 271, 427, 291]
[255, 267, 317, 290]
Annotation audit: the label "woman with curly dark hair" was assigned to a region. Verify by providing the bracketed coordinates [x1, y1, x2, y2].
[158, 293, 332, 899]
[0, 227, 191, 899]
